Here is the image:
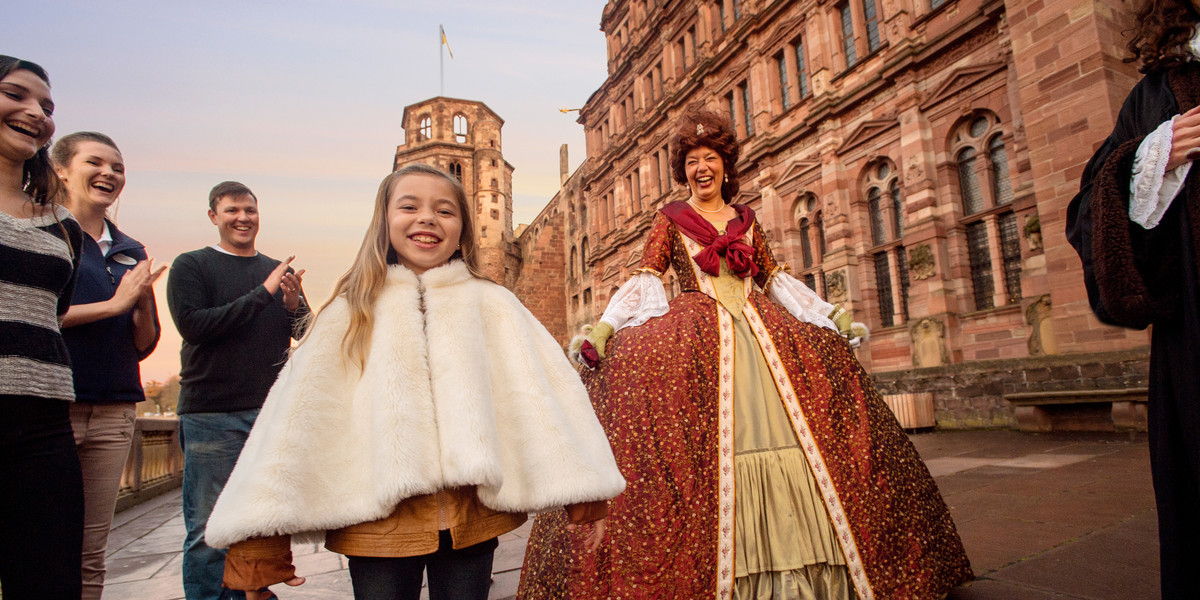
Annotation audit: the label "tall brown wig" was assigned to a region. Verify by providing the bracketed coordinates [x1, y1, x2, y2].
[670, 106, 741, 203]
[1125, 0, 1199, 72]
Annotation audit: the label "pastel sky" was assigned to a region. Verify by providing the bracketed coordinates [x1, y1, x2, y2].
[10, 1, 609, 382]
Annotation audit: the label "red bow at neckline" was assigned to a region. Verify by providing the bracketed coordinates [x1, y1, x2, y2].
[660, 201, 759, 279]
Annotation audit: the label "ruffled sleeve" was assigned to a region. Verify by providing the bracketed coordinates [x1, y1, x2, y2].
[1129, 116, 1194, 229]
[767, 272, 838, 332]
[598, 272, 670, 331]
[594, 211, 674, 332]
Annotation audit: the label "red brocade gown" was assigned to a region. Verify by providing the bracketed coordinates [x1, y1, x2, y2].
[517, 203, 972, 600]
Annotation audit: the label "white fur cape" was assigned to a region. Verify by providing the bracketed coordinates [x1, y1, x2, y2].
[206, 261, 625, 549]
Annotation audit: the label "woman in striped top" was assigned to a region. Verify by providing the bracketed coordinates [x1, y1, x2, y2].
[0, 55, 86, 600]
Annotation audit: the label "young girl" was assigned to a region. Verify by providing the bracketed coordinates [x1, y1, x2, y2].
[0, 55, 86, 600]
[1066, 1, 1200, 596]
[54, 131, 164, 600]
[206, 162, 625, 600]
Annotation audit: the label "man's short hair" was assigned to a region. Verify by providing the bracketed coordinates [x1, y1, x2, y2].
[208, 181, 257, 210]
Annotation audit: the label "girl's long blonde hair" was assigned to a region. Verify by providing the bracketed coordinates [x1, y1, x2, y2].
[308, 163, 482, 367]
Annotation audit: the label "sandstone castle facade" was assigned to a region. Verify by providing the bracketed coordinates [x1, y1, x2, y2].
[396, 0, 1152, 427]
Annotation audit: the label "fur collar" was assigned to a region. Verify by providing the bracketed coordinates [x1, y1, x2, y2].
[206, 261, 625, 548]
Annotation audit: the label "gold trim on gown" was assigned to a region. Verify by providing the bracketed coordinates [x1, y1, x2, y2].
[715, 258, 851, 600]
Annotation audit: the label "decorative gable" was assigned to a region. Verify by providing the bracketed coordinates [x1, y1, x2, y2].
[776, 159, 822, 188]
[835, 119, 899, 155]
[919, 62, 1007, 111]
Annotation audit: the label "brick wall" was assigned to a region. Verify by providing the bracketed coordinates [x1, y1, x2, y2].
[512, 201, 570, 347]
[872, 346, 1150, 428]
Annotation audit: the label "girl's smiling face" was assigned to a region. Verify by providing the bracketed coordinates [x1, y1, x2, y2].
[387, 173, 463, 275]
[56, 141, 125, 211]
[685, 145, 725, 204]
[0, 68, 54, 165]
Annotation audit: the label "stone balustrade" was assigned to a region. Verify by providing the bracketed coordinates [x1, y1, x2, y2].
[115, 416, 183, 513]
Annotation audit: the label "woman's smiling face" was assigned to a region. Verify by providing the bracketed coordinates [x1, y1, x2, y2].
[685, 145, 724, 204]
[56, 141, 125, 211]
[0, 68, 54, 165]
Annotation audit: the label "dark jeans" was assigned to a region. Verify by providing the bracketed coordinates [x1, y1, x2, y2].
[0, 397, 83, 600]
[180, 409, 259, 600]
[348, 531, 497, 600]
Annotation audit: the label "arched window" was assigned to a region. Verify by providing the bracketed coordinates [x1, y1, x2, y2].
[868, 187, 885, 246]
[861, 159, 905, 327]
[989, 135, 1012, 206]
[890, 179, 903, 238]
[863, 159, 901, 245]
[490, 178, 497, 189]
[419, 116, 432, 140]
[957, 147, 982, 215]
[951, 112, 1021, 309]
[581, 202, 588, 232]
[570, 246, 578, 279]
[453, 114, 468, 143]
[449, 161, 463, 182]
[581, 237, 590, 271]
[792, 193, 823, 295]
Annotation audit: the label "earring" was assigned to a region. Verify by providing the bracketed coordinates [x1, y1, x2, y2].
[724, 173, 728, 183]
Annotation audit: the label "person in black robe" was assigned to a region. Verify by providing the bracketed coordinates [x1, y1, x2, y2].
[1066, 3, 1200, 598]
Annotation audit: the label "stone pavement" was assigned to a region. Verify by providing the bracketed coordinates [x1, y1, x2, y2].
[102, 429, 1159, 599]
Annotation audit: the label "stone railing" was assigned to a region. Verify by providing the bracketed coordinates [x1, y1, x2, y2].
[115, 416, 183, 512]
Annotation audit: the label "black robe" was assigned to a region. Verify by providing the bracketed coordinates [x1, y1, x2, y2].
[1066, 62, 1200, 600]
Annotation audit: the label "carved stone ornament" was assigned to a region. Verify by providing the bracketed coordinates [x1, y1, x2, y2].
[825, 270, 848, 303]
[910, 317, 949, 368]
[1024, 294, 1055, 356]
[1024, 214, 1042, 252]
[908, 245, 936, 280]
[904, 161, 925, 185]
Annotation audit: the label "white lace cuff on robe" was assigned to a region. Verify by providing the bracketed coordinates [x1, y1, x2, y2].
[599, 271, 670, 331]
[766, 273, 838, 333]
[1130, 116, 1193, 229]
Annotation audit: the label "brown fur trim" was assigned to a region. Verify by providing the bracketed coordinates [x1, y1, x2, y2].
[1091, 139, 1172, 328]
[1091, 64, 1200, 328]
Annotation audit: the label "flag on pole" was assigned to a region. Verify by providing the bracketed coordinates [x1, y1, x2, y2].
[441, 25, 454, 61]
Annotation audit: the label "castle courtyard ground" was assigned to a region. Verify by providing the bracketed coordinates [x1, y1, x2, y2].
[102, 429, 1159, 599]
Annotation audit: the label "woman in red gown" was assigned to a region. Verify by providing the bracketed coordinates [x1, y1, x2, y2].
[518, 108, 971, 600]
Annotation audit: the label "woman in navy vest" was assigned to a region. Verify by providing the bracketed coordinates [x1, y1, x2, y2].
[55, 131, 165, 600]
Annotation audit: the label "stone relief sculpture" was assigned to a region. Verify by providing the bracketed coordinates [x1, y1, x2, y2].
[825, 270, 848, 303]
[1024, 214, 1042, 252]
[909, 244, 936, 280]
[1024, 294, 1055, 356]
[911, 317, 949, 367]
[904, 161, 925, 185]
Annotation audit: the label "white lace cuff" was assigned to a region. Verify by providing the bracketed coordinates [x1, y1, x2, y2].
[1130, 116, 1193, 229]
[599, 272, 670, 331]
[767, 273, 838, 332]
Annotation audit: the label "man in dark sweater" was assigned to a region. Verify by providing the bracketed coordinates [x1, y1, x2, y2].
[167, 181, 308, 600]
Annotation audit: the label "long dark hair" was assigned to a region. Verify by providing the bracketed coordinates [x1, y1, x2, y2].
[0, 56, 58, 205]
[670, 106, 741, 203]
[1125, 0, 1200, 72]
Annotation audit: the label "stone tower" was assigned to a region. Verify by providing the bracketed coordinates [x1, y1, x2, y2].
[394, 97, 515, 284]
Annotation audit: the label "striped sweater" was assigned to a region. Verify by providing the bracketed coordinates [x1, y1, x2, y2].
[0, 204, 83, 402]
